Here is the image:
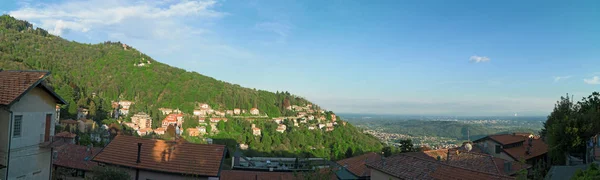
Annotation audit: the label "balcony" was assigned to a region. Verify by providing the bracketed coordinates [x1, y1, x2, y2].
[38, 135, 57, 148]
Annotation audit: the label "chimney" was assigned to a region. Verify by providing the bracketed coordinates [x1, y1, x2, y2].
[137, 143, 142, 163]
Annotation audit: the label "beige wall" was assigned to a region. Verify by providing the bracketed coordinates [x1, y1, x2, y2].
[370, 169, 400, 180]
[6, 87, 57, 179]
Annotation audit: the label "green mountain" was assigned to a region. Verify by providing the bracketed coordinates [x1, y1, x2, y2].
[0, 15, 383, 159]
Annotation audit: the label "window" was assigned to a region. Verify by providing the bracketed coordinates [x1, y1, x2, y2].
[495, 145, 501, 154]
[13, 115, 22, 137]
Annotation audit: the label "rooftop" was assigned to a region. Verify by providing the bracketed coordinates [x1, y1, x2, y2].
[54, 144, 102, 171]
[92, 135, 226, 177]
[336, 152, 380, 178]
[366, 153, 514, 180]
[0, 70, 66, 106]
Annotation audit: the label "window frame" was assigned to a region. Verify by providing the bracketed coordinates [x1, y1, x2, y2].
[495, 145, 502, 154]
[13, 115, 23, 137]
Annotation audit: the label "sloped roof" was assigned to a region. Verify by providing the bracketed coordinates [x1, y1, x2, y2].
[336, 152, 381, 177]
[476, 134, 528, 145]
[54, 144, 102, 171]
[55, 131, 77, 138]
[92, 135, 226, 177]
[445, 149, 502, 175]
[366, 154, 514, 180]
[0, 70, 66, 106]
[405, 149, 503, 175]
[502, 138, 548, 161]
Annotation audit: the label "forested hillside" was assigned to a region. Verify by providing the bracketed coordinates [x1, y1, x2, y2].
[0, 15, 384, 160]
[0, 15, 312, 119]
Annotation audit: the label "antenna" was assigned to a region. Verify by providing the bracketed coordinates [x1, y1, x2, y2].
[467, 128, 470, 142]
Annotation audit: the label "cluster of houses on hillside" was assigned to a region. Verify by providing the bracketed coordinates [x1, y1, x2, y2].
[117, 101, 340, 140]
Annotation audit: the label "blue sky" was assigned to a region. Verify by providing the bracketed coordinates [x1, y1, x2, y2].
[2, 0, 599, 116]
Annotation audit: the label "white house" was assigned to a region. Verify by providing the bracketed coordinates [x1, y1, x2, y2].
[0, 70, 67, 179]
[250, 108, 260, 115]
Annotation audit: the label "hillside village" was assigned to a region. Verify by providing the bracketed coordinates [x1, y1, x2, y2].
[104, 100, 344, 139]
[6, 70, 600, 180]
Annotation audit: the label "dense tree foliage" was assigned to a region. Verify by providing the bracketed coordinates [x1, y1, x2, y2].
[542, 93, 600, 165]
[0, 15, 316, 120]
[180, 118, 383, 160]
[573, 163, 600, 180]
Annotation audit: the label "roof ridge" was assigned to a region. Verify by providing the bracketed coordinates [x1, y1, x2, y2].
[403, 153, 511, 178]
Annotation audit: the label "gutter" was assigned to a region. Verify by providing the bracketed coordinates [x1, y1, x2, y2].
[5, 108, 13, 180]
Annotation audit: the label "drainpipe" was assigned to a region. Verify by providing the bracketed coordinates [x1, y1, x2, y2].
[49, 147, 53, 180]
[5, 109, 13, 180]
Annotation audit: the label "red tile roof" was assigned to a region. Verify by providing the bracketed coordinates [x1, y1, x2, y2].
[405, 149, 503, 175]
[366, 154, 514, 180]
[445, 149, 502, 175]
[485, 134, 529, 145]
[60, 119, 79, 124]
[0, 70, 66, 106]
[474, 133, 548, 161]
[336, 152, 381, 177]
[54, 144, 102, 171]
[502, 138, 548, 161]
[55, 131, 77, 138]
[92, 135, 226, 177]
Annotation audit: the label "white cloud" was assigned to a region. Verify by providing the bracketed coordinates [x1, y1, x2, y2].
[9, 0, 225, 36]
[553, 75, 572, 82]
[254, 21, 292, 44]
[469, 55, 491, 63]
[584, 76, 600, 85]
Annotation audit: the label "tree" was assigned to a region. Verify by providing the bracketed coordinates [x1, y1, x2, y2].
[78, 133, 92, 146]
[217, 120, 225, 131]
[573, 163, 600, 180]
[382, 146, 392, 157]
[88, 166, 130, 180]
[542, 93, 600, 165]
[345, 147, 354, 158]
[166, 124, 176, 138]
[398, 139, 415, 153]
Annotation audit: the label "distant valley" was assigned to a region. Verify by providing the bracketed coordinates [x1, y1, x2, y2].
[341, 113, 544, 149]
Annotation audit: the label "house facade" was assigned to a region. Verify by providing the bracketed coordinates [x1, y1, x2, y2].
[473, 133, 548, 167]
[0, 70, 67, 179]
[250, 108, 259, 115]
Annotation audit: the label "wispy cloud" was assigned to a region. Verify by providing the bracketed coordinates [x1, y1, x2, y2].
[469, 55, 491, 63]
[584, 76, 600, 85]
[7, 0, 260, 70]
[254, 21, 292, 44]
[553, 75, 572, 82]
[9, 0, 225, 37]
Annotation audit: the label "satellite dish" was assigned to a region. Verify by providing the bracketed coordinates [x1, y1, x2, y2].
[465, 143, 473, 152]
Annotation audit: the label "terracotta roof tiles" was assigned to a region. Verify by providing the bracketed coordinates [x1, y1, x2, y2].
[54, 144, 102, 171]
[336, 152, 381, 177]
[92, 135, 226, 177]
[0, 70, 65, 106]
[367, 153, 514, 180]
